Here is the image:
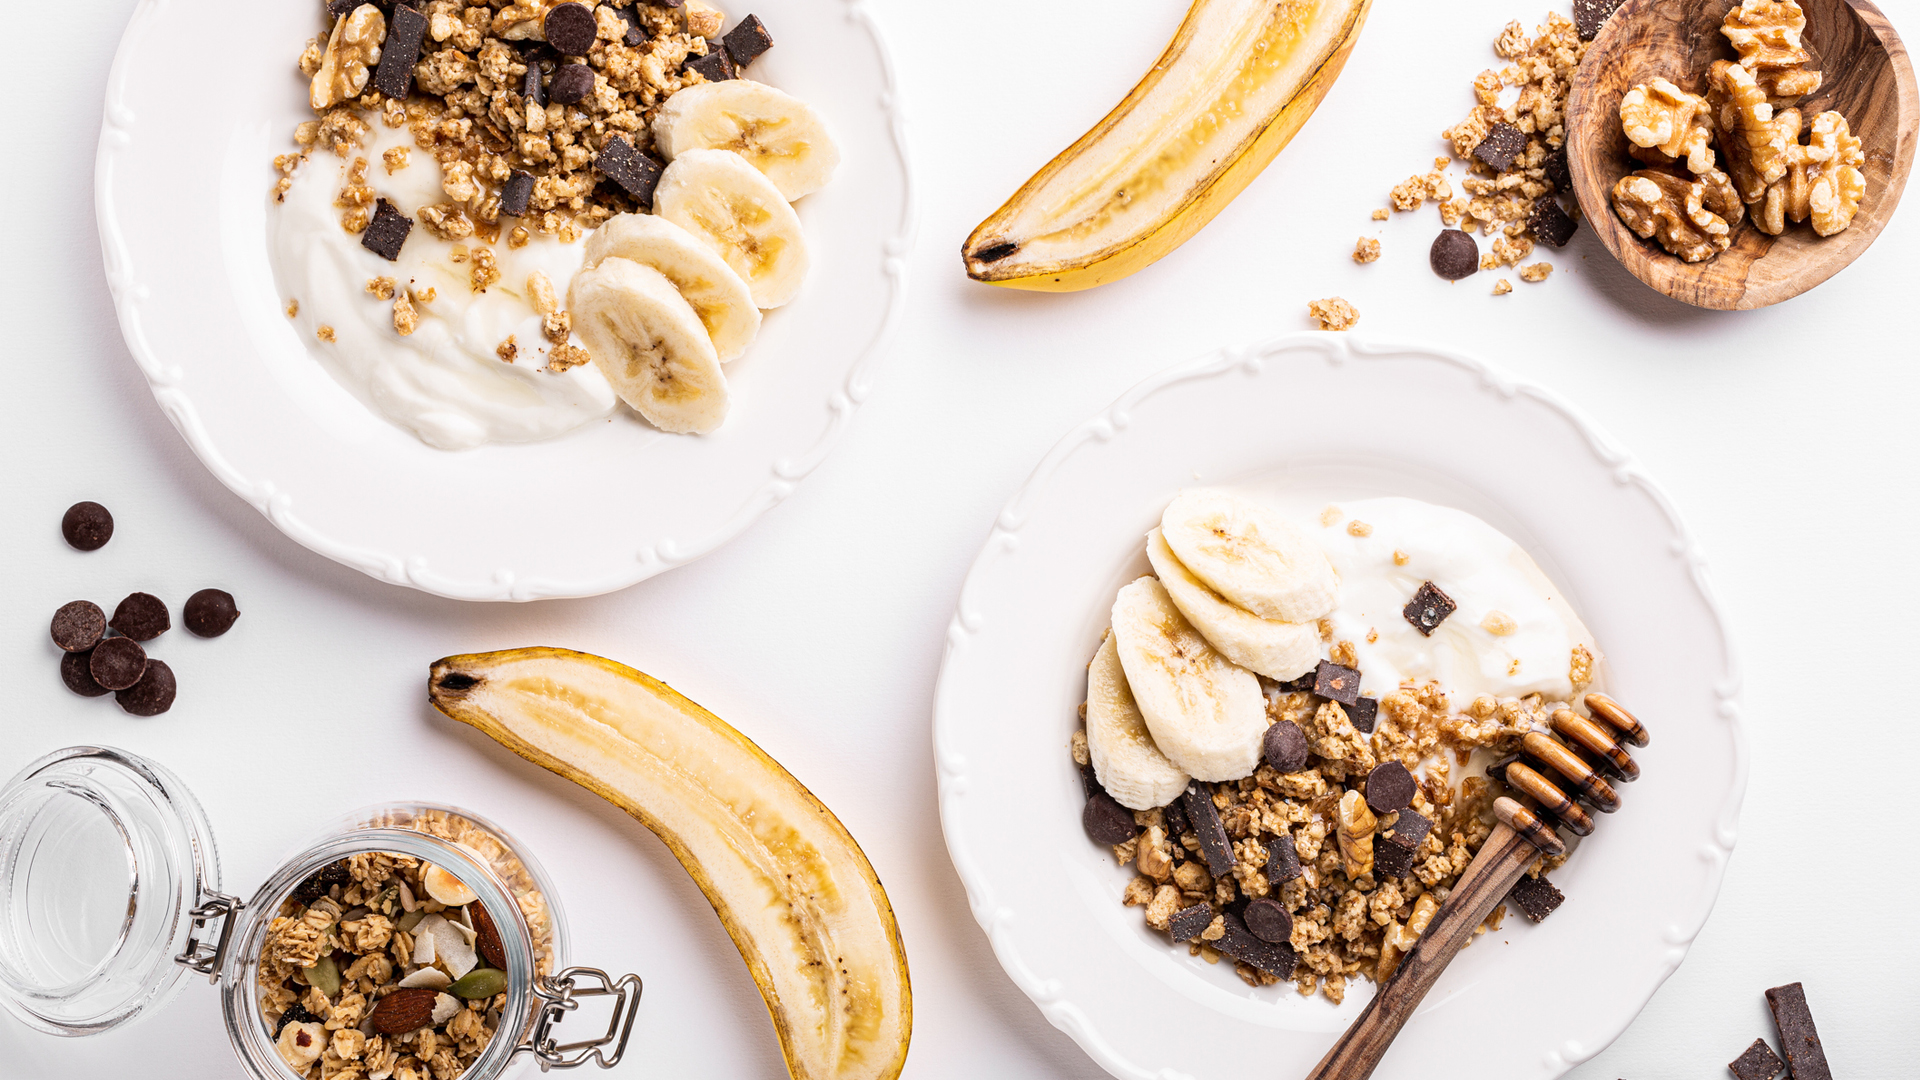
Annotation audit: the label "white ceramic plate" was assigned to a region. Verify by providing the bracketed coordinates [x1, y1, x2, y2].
[933, 334, 1746, 1080]
[96, 0, 911, 600]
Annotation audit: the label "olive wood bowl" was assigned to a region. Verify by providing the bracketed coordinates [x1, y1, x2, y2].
[1567, 0, 1916, 309]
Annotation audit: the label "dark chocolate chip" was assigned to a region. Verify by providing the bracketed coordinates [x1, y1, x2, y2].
[521, 63, 546, 107]
[109, 592, 170, 641]
[1372, 838, 1415, 878]
[1429, 230, 1480, 280]
[723, 14, 774, 67]
[61, 650, 111, 697]
[51, 601, 107, 653]
[1312, 659, 1361, 705]
[1403, 580, 1456, 635]
[1262, 720, 1310, 773]
[1472, 122, 1528, 172]
[543, 2, 598, 55]
[116, 659, 176, 717]
[1082, 791, 1138, 846]
[1265, 834, 1302, 886]
[1167, 902, 1216, 942]
[1366, 762, 1416, 814]
[1078, 761, 1101, 799]
[594, 135, 664, 206]
[361, 199, 413, 261]
[550, 63, 595, 105]
[1543, 146, 1571, 193]
[374, 2, 427, 99]
[684, 46, 735, 82]
[500, 171, 536, 217]
[1765, 983, 1831, 1080]
[1508, 874, 1564, 922]
[1242, 897, 1293, 943]
[1347, 695, 1378, 734]
[1182, 782, 1235, 877]
[89, 636, 148, 692]
[62, 501, 114, 551]
[1573, 0, 1625, 40]
[1729, 1038, 1785, 1080]
[1215, 912, 1297, 977]
[971, 241, 1018, 263]
[1384, 808, 1431, 850]
[1529, 197, 1579, 248]
[183, 588, 240, 637]
[1161, 796, 1190, 839]
[275, 1002, 325, 1039]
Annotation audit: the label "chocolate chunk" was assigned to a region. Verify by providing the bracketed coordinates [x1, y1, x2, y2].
[1765, 982, 1831, 1080]
[88, 636, 148, 692]
[374, 2, 427, 99]
[326, 0, 360, 15]
[1082, 791, 1138, 846]
[1384, 808, 1432, 850]
[1543, 146, 1571, 192]
[1215, 912, 1297, 977]
[1573, 0, 1625, 40]
[613, 3, 646, 46]
[1347, 695, 1378, 734]
[51, 601, 106, 653]
[500, 171, 535, 217]
[1280, 670, 1319, 693]
[1266, 834, 1302, 886]
[1167, 902, 1216, 942]
[1242, 897, 1293, 944]
[521, 63, 546, 107]
[550, 62, 595, 105]
[183, 588, 240, 637]
[1366, 762, 1416, 814]
[116, 659, 176, 717]
[684, 45, 735, 83]
[543, 2, 598, 55]
[1162, 796, 1191, 839]
[361, 199, 412, 261]
[1508, 874, 1564, 922]
[1430, 230, 1479, 280]
[650, 0, 683, 7]
[274, 1001, 325, 1039]
[1078, 761, 1100, 799]
[1262, 720, 1310, 773]
[109, 592, 170, 641]
[1182, 782, 1235, 877]
[1728, 1038, 1785, 1080]
[62, 501, 114, 551]
[1312, 659, 1361, 705]
[723, 14, 774, 67]
[61, 650, 111, 697]
[1372, 837, 1415, 878]
[594, 135, 665, 206]
[1472, 122, 1528, 172]
[1529, 197, 1579, 248]
[1403, 580, 1456, 635]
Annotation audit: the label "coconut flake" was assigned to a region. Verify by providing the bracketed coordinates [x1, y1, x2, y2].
[411, 919, 439, 966]
[426, 914, 478, 978]
[431, 992, 462, 1025]
[398, 967, 452, 990]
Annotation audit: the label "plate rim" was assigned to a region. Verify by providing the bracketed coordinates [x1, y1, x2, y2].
[932, 331, 1748, 1080]
[93, 0, 916, 602]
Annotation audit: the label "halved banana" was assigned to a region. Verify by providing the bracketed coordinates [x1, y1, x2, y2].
[1161, 490, 1339, 624]
[654, 149, 809, 309]
[1110, 576, 1266, 782]
[567, 257, 728, 435]
[652, 79, 841, 201]
[1145, 529, 1320, 681]
[1086, 629, 1189, 811]
[583, 213, 761, 362]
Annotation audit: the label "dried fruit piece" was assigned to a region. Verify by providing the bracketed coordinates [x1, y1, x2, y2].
[1619, 77, 1714, 174]
[1611, 170, 1732, 262]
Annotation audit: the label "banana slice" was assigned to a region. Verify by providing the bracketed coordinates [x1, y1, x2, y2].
[1110, 576, 1267, 782]
[1086, 630, 1190, 810]
[1161, 490, 1339, 624]
[654, 149, 809, 309]
[1145, 529, 1320, 681]
[567, 257, 728, 435]
[583, 213, 761, 362]
[652, 79, 841, 201]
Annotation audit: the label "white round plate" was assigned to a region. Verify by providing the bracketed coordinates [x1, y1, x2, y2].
[933, 334, 1746, 1080]
[96, 0, 911, 600]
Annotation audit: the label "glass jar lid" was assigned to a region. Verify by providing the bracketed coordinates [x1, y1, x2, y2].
[0, 746, 222, 1036]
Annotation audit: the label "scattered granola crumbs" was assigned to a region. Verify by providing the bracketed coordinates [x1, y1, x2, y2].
[1352, 237, 1381, 264]
[527, 271, 558, 315]
[470, 248, 501, 293]
[1481, 611, 1518, 636]
[1321, 506, 1344, 526]
[508, 226, 531, 249]
[1392, 550, 1410, 565]
[1492, 278, 1514, 295]
[496, 335, 518, 364]
[1568, 644, 1593, 689]
[285, 299, 300, 318]
[1308, 297, 1359, 331]
[542, 311, 572, 344]
[1479, 252, 1501, 271]
[365, 276, 396, 301]
[392, 293, 418, 337]
[380, 145, 409, 174]
[1371, 208, 1390, 220]
[546, 344, 591, 373]
[316, 325, 336, 343]
[1346, 520, 1373, 538]
[1366, 628, 1379, 644]
[1519, 262, 1553, 282]
[1071, 729, 1090, 766]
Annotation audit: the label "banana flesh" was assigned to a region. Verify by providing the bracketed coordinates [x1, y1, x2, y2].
[653, 79, 841, 201]
[655, 149, 810, 309]
[1110, 576, 1267, 782]
[1160, 489, 1339, 624]
[582, 213, 761, 362]
[567, 257, 729, 434]
[429, 648, 912, 1080]
[1086, 630, 1190, 810]
[1145, 528, 1320, 681]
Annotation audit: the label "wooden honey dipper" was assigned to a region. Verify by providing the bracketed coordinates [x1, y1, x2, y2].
[1306, 692, 1649, 1080]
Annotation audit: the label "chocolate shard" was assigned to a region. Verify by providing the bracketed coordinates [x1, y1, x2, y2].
[326, 0, 361, 15]
[374, 2, 427, 99]
[1082, 791, 1138, 846]
[1347, 695, 1378, 734]
[361, 199, 412, 261]
[1214, 911, 1297, 977]
[1508, 874, 1564, 922]
[1765, 982, 1831, 1080]
[1728, 1038, 1785, 1080]
[614, 3, 647, 47]
[1161, 795, 1191, 839]
[1265, 834, 1302, 886]
[1472, 122, 1528, 172]
[594, 135, 665, 206]
[684, 45, 735, 82]
[1366, 762, 1416, 814]
[1403, 580, 1456, 635]
[1167, 902, 1216, 942]
[723, 13, 774, 67]
[500, 170, 535, 217]
[1373, 837, 1415, 878]
[1530, 197, 1579, 248]
[1383, 808, 1432, 851]
[1573, 0, 1626, 40]
[521, 63, 546, 108]
[1262, 720, 1310, 773]
[1182, 782, 1235, 877]
[1313, 659, 1361, 705]
[1543, 146, 1571, 192]
[1242, 897, 1293, 944]
[1078, 761, 1100, 800]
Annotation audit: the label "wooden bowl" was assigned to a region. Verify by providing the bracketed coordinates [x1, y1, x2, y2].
[1566, 0, 1917, 309]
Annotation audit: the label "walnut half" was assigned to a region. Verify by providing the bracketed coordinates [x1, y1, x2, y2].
[1619, 77, 1714, 175]
[1610, 170, 1732, 263]
[1757, 111, 1867, 236]
[311, 4, 386, 111]
[1708, 61, 1798, 203]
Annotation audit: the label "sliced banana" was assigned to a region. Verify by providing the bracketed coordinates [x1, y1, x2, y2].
[1086, 630, 1189, 811]
[654, 149, 809, 309]
[1110, 576, 1267, 782]
[1161, 489, 1339, 624]
[567, 257, 728, 435]
[1145, 529, 1320, 681]
[583, 213, 761, 362]
[652, 79, 841, 201]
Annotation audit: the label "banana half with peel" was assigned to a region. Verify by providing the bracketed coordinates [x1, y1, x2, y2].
[962, 0, 1373, 291]
[429, 648, 911, 1080]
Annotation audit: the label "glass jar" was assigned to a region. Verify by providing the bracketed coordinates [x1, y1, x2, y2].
[0, 746, 640, 1077]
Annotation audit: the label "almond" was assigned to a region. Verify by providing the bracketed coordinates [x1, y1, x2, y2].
[367, 987, 439, 1035]
[471, 902, 507, 970]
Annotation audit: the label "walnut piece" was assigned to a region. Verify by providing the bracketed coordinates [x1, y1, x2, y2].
[1708, 61, 1798, 203]
[1610, 170, 1731, 262]
[1307, 297, 1359, 331]
[310, 5, 386, 111]
[1758, 111, 1866, 235]
[1336, 790, 1377, 881]
[1722, 0, 1810, 70]
[1619, 78, 1714, 175]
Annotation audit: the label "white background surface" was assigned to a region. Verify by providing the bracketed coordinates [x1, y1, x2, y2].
[2, 0, 1914, 1077]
